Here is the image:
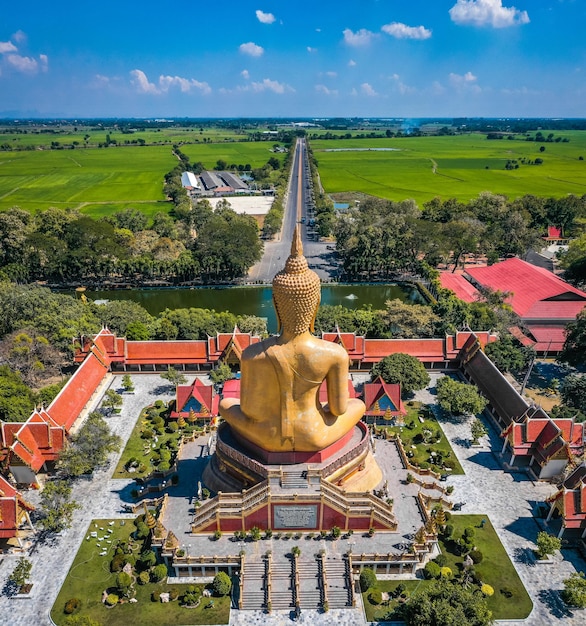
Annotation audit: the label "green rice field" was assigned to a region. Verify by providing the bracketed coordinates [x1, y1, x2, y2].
[313, 131, 586, 206]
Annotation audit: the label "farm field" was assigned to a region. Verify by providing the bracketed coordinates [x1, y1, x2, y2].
[312, 131, 586, 207]
[0, 139, 279, 215]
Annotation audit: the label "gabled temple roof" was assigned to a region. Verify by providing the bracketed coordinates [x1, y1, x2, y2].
[363, 376, 406, 416]
[0, 474, 34, 538]
[171, 378, 219, 418]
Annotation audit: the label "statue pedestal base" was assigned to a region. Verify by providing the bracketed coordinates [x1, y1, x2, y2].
[196, 423, 392, 535]
[203, 421, 382, 494]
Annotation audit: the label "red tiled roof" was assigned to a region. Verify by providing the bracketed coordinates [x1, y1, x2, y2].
[466, 258, 586, 319]
[125, 341, 208, 363]
[547, 226, 563, 239]
[526, 325, 568, 352]
[439, 272, 480, 303]
[363, 376, 406, 416]
[222, 379, 241, 399]
[363, 338, 446, 362]
[48, 350, 109, 431]
[171, 378, 219, 418]
[0, 474, 34, 538]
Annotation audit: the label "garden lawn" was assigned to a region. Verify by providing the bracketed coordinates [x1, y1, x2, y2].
[379, 402, 464, 475]
[362, 515, 531, 621]
[113, 406, 181, 480]
[51, 518, 229, 626]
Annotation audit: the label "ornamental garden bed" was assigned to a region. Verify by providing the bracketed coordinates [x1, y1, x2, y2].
[375, 402, 464, 475]
[50, 518, 229, 626]
[113, 403, 184, 479]
[362, 514, 532, 622]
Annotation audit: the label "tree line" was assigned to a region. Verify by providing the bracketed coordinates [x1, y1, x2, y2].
[334, 192, 586, 280]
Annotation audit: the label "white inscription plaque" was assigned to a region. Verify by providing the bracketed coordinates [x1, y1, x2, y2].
[273, 505, 318, 529]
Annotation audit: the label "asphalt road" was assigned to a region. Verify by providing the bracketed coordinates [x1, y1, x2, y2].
[247, 138, 338, 283]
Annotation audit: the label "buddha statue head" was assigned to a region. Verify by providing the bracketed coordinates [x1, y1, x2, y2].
[272, 227, 320, 335]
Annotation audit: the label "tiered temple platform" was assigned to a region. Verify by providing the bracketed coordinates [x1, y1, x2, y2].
[198, 421, 392, 534]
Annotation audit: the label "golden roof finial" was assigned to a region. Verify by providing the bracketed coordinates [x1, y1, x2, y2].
[291, 225, 303, 257]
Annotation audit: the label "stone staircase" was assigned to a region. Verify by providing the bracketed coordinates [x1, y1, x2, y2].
[296, 557, 322, 609]
[281, 469, 308, 489]
[241, 557, 267, 610]
[269, 557, 295, 610]
[324, 554, 353, 609]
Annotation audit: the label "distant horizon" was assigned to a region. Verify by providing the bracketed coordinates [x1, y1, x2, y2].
[2, 1, 584, 118]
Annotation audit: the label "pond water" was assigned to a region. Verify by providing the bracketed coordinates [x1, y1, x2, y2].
[80, 283, 425, 332]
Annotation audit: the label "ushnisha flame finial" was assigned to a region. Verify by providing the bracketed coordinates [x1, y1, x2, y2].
[291, 225, 303, 257]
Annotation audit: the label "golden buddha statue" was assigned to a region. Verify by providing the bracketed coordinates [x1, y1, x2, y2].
[219, 228, 365, 452]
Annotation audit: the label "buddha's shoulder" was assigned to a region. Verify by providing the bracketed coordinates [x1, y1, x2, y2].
[242, 336, 278, 359]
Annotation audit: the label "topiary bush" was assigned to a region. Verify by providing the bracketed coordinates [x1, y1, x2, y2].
[110, 554, 125, 573]
[169, 587, 179, 601]
[469, 549, 484, 564]
[106, 593, 119, 606]
[368, 589, 383, 605]
[151, 563, 168, 582]
[359, 567, 377, 592]
[138, 571, 150, 585]
[212, 571, 232, 596]
[64, 598, 81, 614]
[433, 554, 448, 567]
[151, 591, 161, 602]
[423, 561, 441, 579]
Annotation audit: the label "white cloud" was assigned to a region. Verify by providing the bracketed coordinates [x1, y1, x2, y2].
[381, 22, 432, 40]
[249, 78, 292, 94]
[324, 71, 337, 78]
[6, 54, 38, 72]
[449, 0, 529, 28]
[343, 28, 375, 46]
[431, 81, 446, 95]
[348, 59, 357, 67]
[130, 69, 160, 94]
[316, 28, 321, 33]
[398, 81, 417, 95]
[130, 70, 211, 95]
[316, 84, 338, 96]
[0, 41, 17, 54]
[389, 73, 400, 80]
[12, 30, 26, 43]
[39, 54, 48, 71]
[449, 71, 477, 84]
[159, 75, 211, 94]
[307, 46, 317, 53]
[241, 69, 250, 80]
[239, 42, 264, 57]
[361, 82, 378, 96]
[256, 10, 275, 24]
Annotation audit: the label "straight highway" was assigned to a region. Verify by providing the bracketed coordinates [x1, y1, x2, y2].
[247, 138, 339, 282]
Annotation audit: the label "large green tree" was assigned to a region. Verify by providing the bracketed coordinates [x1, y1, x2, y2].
[436, 377, 487, 416]
[371, 353, 430, 396]
[559, 310, 586, 367]
[38, 480, 80, 534]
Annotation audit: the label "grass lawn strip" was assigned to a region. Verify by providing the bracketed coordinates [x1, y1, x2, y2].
[361, 514, 532, 622]
[50, 518, 229, 626]
[113, 404, 181, 480]
[378, 402, 464, 475]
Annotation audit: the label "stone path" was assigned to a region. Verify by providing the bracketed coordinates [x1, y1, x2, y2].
[2, 371, 586, 626]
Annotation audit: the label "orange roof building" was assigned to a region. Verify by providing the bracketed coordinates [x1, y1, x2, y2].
[546, 463, 586, 538]
[0, 474, 34, 542]
[363, 376, 406, 421]
[171, 378, 219, 420]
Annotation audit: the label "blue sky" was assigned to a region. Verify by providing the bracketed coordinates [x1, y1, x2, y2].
[1, 0, 584, 118]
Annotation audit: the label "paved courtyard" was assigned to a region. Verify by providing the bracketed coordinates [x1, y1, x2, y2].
[1, 371, 585, 626]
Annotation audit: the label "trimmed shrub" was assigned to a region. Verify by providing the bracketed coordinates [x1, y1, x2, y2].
[116, 571, 132, 592]
[423, 561, 441, 579]
[167, 421, 179, 433]
[212, 571, 232, 596]
[64, 598, 81, 614]
[140, 550, 157, 569]
[433, 554, 448, 567]
[469, 549, 484, 564]
[151, 591, 161, 602]
[152, 563, 168, 582]
[368, 589, 383, 605]
[110, 554, 125, 573]
[169, 587, 179, 601]
[440, 566, 453, 579]
[442, 524, 454, 539]
[136, 522, 150, 540]
[481, 583, 494, 597]
[105, 593, 119, 606]
[138, 571, 150, 585]
[500, 586, 514, 598]
[359, 567, 377, 592]
[158, 461, 171, 471]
